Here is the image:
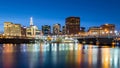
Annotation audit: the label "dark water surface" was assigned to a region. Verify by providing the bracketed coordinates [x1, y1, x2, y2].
[0, 43, 120, 68]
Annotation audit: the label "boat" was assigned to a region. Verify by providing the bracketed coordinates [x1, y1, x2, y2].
[63, 37, 78, 43]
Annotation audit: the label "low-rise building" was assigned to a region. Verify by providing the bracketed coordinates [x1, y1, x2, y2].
[88, 24, 116, 37]
[101, 24, 115, 35]
[4, 22, 22, 37]
[88, 27, 103, 36]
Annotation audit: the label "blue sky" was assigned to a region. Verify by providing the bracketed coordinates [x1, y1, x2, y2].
[0, 0, 120, 32]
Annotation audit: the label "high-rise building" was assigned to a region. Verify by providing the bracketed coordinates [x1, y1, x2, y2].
[53, 24, 61, 35]
[66, 17, 80, 34]
[42, 25, 51, 35]
[4, 22, 22, 37]
[26, 17, 41, 38]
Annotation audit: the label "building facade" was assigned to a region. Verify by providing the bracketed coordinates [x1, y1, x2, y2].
[53, 24, 61, 35]
[4, 22, 22, 37]
[21, 27, 26, 37]
[101, 24, 115, 34]
[42, 25, 51, 35]
[88, 24, 115, 36]
[66, 17, 80, 34]
[26, 26, 41, 38]
[62, 26, 66, 35]
[26, 17, 41, 38]
[88, 27, 103, 36]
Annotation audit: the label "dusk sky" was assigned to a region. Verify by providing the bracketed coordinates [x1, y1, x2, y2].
[0, 0, 120, 32]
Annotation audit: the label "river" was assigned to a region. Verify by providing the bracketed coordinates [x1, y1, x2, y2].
[0, 43, 120, 68]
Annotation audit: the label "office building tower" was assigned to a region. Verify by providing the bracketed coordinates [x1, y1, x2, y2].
[66, 17, 80, 34]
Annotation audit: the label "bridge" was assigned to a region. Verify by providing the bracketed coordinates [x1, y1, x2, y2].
[73, 35, 120, 45]
[0, 34, 120, 45]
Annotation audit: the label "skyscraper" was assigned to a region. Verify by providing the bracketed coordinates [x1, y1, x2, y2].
[53, 24, 61, 35]
[66, 17, 80, 34]
[30, 17, 33, 26]
[42, 25, 51, 35]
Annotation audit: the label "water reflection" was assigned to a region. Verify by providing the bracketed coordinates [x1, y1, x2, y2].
[2, 44, 15, 68]
[0, 43, 120, 68]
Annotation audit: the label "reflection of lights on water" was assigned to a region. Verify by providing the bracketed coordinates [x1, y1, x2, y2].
[113, 48, 119, 67]
[102, 48, 110, 68]
[59, 44, 62, 51]
[45, 44, 50, 51]
[84, 45, 88, 49]
[65, 45, 69, 50]
[75, 43, 78, 50]
[20, 44, 41, 52]
[105, 57, 109, 62]
[59, 44, 65, 51]
[10, 45, 13, 47]
[69, 43, 73, 50]
[54, 44, 57, 51]
[20, 44, 27, 52]
[40, 43, 50, 51]
[3, 44, 14, 53]
[78, 44, 83, 50]
[33, 44, 40, 52]
[3, 45, 5, 48]
[59, 44, 64, 51]
[69, 43, 73, 46]
[62, 45, 65, 50]
[92, 48, 98, 66]
[51, 43, 57, 51]
[57, 43, 82, 51]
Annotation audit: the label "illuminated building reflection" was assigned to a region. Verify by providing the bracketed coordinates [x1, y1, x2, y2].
[2, 44, 15, 68]
[1, 43, 120, 68]
[88, 45, 93, 68]
[28, 49, 39, 68]
[75, 44, 83, 67]
[110, 47, 120, 68]
[3, 44, 14, 53]
[102, 47, 110, 68]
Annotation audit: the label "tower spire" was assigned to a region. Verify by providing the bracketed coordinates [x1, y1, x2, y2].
[30, 17, 33, 26]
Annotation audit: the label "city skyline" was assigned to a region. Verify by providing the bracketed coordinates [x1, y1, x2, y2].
[0, 0, 120, 32]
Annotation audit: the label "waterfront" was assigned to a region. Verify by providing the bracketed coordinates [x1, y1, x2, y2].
[0, 43, 120, 68]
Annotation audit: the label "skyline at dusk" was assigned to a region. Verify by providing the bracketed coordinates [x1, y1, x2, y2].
[0, 0, 120, 32]
[1, 1, 120, 68]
